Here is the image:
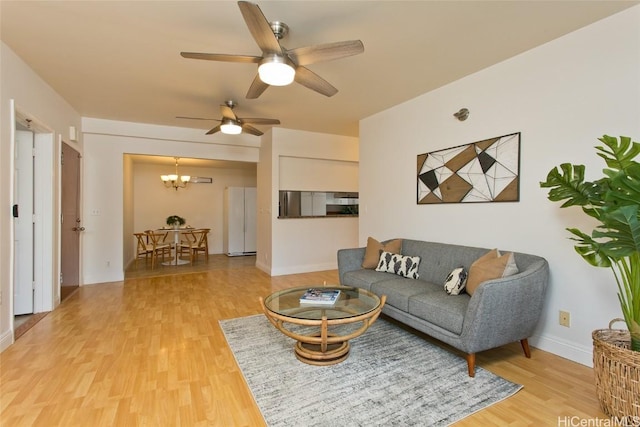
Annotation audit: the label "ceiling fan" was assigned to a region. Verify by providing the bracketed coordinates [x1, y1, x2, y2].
[177, 100, 280, 136]
[180, 1, 364, 99]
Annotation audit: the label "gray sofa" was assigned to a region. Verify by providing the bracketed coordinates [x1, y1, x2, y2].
[337, 239, 549, 377]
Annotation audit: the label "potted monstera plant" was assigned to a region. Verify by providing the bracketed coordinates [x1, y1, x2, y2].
[540, 135, 640, 351]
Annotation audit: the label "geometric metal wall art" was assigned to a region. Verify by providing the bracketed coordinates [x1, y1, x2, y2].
[417, 132, 520, 204]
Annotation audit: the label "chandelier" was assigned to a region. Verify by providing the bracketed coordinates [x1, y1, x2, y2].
[161, 157, 191, 190]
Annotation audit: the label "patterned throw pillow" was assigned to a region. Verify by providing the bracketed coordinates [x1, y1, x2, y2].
[444, 267, 468, 295]
[375, 251, 420, 279]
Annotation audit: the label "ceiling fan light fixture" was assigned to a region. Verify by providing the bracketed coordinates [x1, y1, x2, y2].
[220, 119, 242, 135]
[258, 55, 295, 86]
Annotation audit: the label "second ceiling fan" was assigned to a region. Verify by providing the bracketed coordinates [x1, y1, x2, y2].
[178, 100, 280, 136]
[181, 1, 364, 99]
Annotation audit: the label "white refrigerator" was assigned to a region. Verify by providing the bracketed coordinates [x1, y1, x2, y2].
[223, 187, 257, 256]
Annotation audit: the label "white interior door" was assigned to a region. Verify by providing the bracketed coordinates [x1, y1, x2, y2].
[244, 187, 257, 253]
[14, 129, 34, 315]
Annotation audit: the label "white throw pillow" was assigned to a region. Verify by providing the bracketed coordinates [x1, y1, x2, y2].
[376, 251, 420, 279]
[444, 267, 468, 295]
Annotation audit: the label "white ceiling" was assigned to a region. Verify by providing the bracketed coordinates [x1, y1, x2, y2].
[1, 1, 636, 138]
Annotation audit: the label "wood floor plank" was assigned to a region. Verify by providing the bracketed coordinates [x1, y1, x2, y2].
[1, 255, 608, 426]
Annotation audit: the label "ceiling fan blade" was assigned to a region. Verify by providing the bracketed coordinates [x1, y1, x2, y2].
[294, 66, 338, 97]
[240, 118, 280, 125]
[238, 1, 281, 54]
[180, 52, 261, 64]
[241, 124, 264, 136]
[176, 116, 221, 122]
[246, 74, 270, 99]
[287, 40, 364, 66]
[205, 125, 222, 135]
[220, 105, 238, 121]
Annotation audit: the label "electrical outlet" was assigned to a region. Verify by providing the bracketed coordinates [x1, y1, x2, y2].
[559, 310, 571, 327]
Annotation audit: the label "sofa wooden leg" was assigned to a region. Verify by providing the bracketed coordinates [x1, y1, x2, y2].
[466, 353, 476, 377]
[520, 338, 531, 358]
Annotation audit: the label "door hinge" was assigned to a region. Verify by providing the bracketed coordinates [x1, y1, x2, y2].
[32, 147, 36, 157]
[60, 273, 63, 285]
[32, 281, 36, 290]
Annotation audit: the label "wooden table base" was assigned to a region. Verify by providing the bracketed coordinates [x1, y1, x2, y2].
[260, 293, 386, 367]
[294, 333, 350, 365]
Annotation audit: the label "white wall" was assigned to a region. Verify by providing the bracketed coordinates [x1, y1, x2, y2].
[82, 118, 260, 284]
[259, 128, 359, 276]
[130, 161, 256, 262]
[0, 42, 82, 350]
[359, 6, 640, 366]
[256, 131, 273, 273]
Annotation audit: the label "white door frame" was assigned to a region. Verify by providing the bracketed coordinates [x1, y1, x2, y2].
[11, 103, 58, 333]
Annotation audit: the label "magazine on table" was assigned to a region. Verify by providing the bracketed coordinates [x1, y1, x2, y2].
[299, 288, 341, 305]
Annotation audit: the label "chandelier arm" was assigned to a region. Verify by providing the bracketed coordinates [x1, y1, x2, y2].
[161, 157, 190, 190]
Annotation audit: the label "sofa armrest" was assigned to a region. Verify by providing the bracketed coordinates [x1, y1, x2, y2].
[460, 259, 549, 353]
[337, 247, 366, 283]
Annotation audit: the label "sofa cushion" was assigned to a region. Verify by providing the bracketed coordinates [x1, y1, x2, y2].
[371, 278, 435, 312]
[342, 270, 396, 292]
[444, 267, 468, 295]
[375, 251, 420, 279]
[362, 237, 402, 269]
[466, 249, 519, 295]
[399, 240, 489, 286]
[408, 291, 470, 335]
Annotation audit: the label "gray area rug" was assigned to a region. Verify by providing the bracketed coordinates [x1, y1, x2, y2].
[220, 315, 522, 426]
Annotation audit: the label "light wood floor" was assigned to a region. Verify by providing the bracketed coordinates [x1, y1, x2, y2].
[1, 255, 608, 426]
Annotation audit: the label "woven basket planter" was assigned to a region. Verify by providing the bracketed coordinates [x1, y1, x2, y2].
[592, 319, 640, 419]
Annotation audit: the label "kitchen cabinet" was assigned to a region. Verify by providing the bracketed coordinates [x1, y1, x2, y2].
[278, 191, 357, 218]
[301, 191, 326, 216]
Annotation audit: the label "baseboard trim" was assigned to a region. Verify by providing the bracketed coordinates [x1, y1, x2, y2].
[0, 328, 14, 352]
[255, 260, 271, 275]
[254, 261, 337, 277]
[530, 333, 593, 367]
[269, 262, 337, 277]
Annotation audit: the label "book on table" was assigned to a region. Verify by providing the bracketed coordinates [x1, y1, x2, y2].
[299, 288, 341, 305]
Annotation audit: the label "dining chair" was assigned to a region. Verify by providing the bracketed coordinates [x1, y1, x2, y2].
[177, 230, 196, 260]
[178, 228, 210, 265]
[144, 230, 172, 269]
[133, 232, 153, 267]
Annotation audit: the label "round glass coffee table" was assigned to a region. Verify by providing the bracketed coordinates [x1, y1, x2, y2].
[260, 286, 386, 366]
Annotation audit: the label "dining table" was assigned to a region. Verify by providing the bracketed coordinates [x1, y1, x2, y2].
[156, 227, 197, 266]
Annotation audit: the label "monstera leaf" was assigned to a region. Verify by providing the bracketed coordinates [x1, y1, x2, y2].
[540, 135, 640, 349]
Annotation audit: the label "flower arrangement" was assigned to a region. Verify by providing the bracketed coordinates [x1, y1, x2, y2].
[166, 215, 186, 227]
